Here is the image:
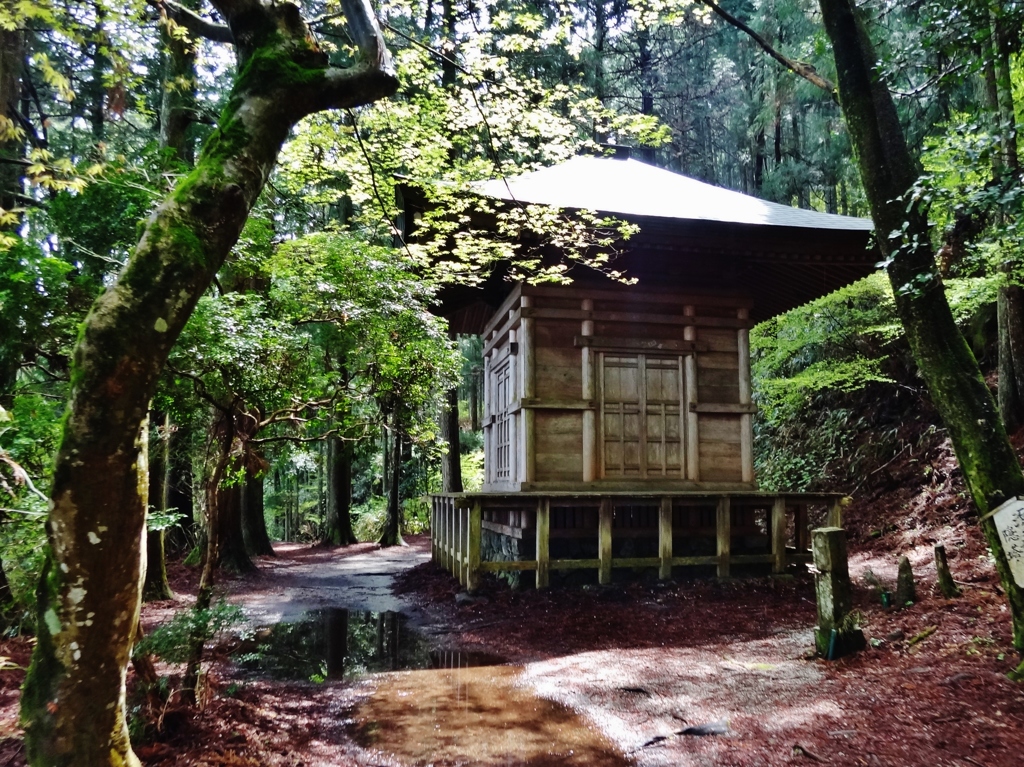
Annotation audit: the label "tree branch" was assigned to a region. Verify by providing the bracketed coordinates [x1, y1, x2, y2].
[340, 0, 391, 72]
[699, 0, 838, 102]
[156, 0, 234, 44]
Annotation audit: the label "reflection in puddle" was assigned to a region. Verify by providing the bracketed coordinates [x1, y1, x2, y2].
[354, 665, 629, 766]
[240, 609, 501, 681]
[243, 609, 628, 765]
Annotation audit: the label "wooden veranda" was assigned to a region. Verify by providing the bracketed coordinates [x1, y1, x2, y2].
[431, 491, 845, 592]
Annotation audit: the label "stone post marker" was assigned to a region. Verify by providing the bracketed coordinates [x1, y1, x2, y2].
[812, 527, 865, 658]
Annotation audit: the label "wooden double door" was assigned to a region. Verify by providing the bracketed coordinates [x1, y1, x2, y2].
[599, 353, 686, 479]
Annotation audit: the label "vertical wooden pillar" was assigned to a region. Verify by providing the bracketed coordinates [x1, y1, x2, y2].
[431, 498, 437, 564]
[771, 496, 787, 573]
[659, 496, 673, 580]
[457, 504, 466, 585]
[796, 504, 809, 552]
[448, 499, 457, 575]
[581, 298, 597, 482]
[536, 497, 550, 589]
[467, 500, 482, 593]
[716, 495, 731, 578]
[737, 307, 754, 483]
[482, 345, 492, 486]
[828, 498, 844, 527]
[441, 498, 450, 571]
[599, 498, 613, 585]
[508, 327, 519, 484]
[683, 305, 700, 481]
[520, 295, 536, 483]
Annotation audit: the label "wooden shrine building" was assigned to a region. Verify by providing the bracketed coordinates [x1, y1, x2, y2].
[410, 153, 878, 590]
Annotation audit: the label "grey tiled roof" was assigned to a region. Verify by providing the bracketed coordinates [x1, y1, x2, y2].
[475, 156, 874, 232]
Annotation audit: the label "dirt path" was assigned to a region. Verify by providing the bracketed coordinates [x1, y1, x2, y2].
[7, 532, 1022, 767]
[220, 538, 433, 625]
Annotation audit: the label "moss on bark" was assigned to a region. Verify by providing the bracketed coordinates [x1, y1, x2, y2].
[819, 0, 1024, 652]
[20, 2, 399, 763]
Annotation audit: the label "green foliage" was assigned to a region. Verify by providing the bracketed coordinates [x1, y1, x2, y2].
[351, 496, 387, 542]
[145, 509, 185, 533]
[134, 601, 247, 664]
[752, 274, 903, 491]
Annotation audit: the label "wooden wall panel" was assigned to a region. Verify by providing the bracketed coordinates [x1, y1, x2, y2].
[697, 352, 739, 370]
[696, 328, 738, 353]
[698, 416, 743, 482]
[534, 411, 583, 482]
[534, 319, 577, 348]
[535, 346, 582, 398]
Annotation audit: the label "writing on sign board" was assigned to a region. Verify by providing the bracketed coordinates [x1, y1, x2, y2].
[992, 497, 1024, 587]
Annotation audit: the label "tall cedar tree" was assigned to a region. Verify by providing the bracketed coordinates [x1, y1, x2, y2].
[817, 0, 1024, 657]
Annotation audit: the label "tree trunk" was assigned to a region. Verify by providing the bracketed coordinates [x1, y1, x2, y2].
[818, 0, 1024, 652]
[0, 25, 25, 406]
[158, 3, 198, 165]
[324, 436, 357, 545]
[998, 284, 1024, 433]
[0, 520, 12, 626]
[143, 413, 173, 601]
[470, 365, 481, 432]
[21, 2, 397, 762]
[217, 480, 255, 573]
[379, 423, 404, 547]
[439, 386, 463, 492]
[241, 465, 274, 556]
[164, 422, 194, 555]
[181, 423, 232, 707]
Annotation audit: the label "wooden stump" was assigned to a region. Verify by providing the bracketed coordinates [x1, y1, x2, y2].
[812, 527, 865, 658]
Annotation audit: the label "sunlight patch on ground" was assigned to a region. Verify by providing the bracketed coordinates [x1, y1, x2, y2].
[519, 629, 840, 766]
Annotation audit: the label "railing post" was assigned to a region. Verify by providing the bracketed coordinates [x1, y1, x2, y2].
[771, 497, 787, 574]
[536, 497, 550, 589]
[446, 498, 455, 575]
[796, 504, 809, 552]
[717, 495, 731, 578]
[599, 498, 613, 585]
[467, 500, 482, 593]
[659, 497, 673, 580]
[828, 497, 844, 528]
[430, 497, 435, 564]
[457, 503, 466, 586]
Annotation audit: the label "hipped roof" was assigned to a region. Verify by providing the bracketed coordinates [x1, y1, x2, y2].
[412, 155, 879, 333]
[476, 156, 874, 232]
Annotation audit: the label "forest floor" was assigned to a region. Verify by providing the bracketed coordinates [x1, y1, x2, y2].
[2, 433, 1024, 765]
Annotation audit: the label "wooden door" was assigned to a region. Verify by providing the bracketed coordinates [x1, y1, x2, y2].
[600, 354, 684, 478]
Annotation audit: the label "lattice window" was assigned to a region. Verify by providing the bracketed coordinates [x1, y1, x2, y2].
[492, 360, 512, 481]
[600, 354, 683, 478]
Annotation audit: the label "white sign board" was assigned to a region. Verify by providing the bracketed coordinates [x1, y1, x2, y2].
[991, 497, 1024, 587]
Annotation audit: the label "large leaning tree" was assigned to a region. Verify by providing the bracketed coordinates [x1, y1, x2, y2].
[19, 1, 398, 765]
[816, 0, 1024, 657]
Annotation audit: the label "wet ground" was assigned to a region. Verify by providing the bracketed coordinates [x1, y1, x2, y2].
[6, 530, 1024, 767]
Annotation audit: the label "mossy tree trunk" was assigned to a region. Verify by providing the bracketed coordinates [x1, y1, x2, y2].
[818, 0, 1024, 652]
[20, 2, 397, 764]
[998, 285, 1024, 433]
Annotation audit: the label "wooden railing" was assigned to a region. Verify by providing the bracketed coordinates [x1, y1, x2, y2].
[430, 492, 845, 592]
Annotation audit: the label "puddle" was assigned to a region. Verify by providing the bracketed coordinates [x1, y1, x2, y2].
[354, 665, 630, 766]
[242, 609, 629, 765]
[239, 608, 502, 681]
